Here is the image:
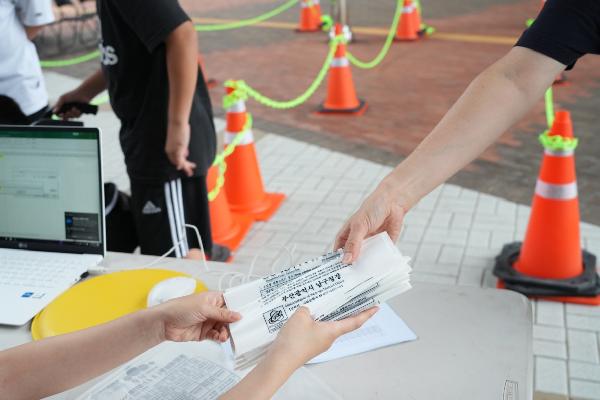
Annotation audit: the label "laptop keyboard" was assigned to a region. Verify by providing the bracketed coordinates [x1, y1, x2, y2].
[0, 251, 90, 289]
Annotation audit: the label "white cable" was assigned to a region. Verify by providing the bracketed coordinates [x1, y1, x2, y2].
[184, 223, 210, 272]
[217, 271, 242, 291]
[270, 244, 296, 274]
[88, 223, 209, 274]
[137, 241, 182, 269]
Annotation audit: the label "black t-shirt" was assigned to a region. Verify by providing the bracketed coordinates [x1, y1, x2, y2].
[516, 0, 600, 69]
[97, 0, 216, 181]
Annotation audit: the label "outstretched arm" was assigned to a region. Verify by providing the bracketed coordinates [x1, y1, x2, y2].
[0, 292, 240, 400]
[336, 47, 566, 262]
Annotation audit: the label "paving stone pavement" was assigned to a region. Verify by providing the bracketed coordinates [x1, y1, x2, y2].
[43, 72, 600, 399]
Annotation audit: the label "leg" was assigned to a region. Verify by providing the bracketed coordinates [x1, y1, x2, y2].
[179, 176, 213, 255]
[130, 178, 189, 257]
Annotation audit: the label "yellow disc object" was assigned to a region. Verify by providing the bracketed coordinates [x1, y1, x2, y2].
[31, 269, 207, 340]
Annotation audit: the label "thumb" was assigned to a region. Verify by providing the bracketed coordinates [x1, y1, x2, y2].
[202, 306, 242, 323]
[331, 307, 378, 337]
[342, 221, 368, 263]
[53, 97, 65, 114]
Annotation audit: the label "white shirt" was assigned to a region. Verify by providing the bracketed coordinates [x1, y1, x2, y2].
[0, 0, 54, 116]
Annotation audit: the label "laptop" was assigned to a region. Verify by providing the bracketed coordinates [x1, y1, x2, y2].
[0, 125, 105, 326]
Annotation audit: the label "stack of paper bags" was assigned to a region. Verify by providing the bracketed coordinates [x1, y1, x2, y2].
[224, 232, 412, 369]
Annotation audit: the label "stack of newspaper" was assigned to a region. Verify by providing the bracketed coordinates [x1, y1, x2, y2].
[224, 232, 412, 369]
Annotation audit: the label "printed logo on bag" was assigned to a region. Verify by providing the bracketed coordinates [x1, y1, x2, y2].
[263, 306, 288, 333]
[142, 201, 162, 215]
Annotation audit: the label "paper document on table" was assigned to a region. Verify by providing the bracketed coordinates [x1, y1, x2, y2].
[307, 303, 417, 364]
[76, 341, 239, 400]
[224, 232, 413, 369]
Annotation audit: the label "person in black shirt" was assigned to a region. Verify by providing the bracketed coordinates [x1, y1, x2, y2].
[56, 0, 230, 261]
[335, 0, 600, 261]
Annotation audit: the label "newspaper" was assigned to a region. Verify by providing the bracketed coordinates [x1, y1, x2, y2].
[76, 341, 342, 400]
[224, 232, 412, 369]
[77, 342, 239, 400]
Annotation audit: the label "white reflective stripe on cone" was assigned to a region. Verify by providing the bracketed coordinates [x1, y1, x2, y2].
[544, 149, 575, 157]
[331, 57, 349, 68]
[403, 5, 416, 13]
[225, 129, 254, 145]
[535, 179, 578, 200]
[227, 100, 246, 113]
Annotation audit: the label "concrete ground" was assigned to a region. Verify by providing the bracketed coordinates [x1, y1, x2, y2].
[36, 0, 600, 398]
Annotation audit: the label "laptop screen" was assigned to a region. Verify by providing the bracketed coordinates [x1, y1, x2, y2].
[0, 126, 104, 255]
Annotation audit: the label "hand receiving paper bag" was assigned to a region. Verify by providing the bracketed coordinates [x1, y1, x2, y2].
[223, 232, 412, 369]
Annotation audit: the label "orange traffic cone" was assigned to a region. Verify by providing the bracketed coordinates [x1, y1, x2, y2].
[314, 0, 321, 15]
[494, 110, 599, 305]
[317, 23, 367, 115]
[197, 54, 217, 89]
[395, 0, 419, 41]
[223, 87, 285, 221]
[206, 165, 253, 251]
[298, 0, 320, 32]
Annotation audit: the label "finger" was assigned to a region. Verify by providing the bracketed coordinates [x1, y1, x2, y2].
[200, 320, 216, 341]
[207, 328, 222, 342]
[53, 100, 63, 114]
[386, 208, 405, 242]
[293, 306, 312, 319]
[206, 291, 226, 307]
[333, 223, 350, 251]
[331, 306, 379, 337]
[182, 160, 196, 177]
[387, 221, 403, 243]
[202, 306, 242, 323]
[342, 221, 369, 263]
[217, 325, 230, 342]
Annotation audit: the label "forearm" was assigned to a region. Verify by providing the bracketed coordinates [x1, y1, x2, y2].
[0, 309, 164, 400]
[75, 69, 107, 100]
[383, 47, 563, 209]
[25, 25, 43, 40]
[166, 21, 198, 125]
[220, 353, 299, 400]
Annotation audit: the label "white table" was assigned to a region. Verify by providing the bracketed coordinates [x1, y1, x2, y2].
[0, 253, 533, 400]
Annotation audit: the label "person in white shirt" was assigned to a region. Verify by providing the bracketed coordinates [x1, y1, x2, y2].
[0, 0, 54, 123]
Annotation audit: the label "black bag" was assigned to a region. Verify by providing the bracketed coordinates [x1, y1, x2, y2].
[104, 183, 138, 252]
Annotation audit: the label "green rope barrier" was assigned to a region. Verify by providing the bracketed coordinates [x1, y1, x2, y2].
[91, 92, 109, 106]
[413, 0, 436, 35]
[539, 131, 578, 152]
[208, 113, 253, 201]
[321, 14, 333, 31]
[40, 50, 101, 68]
[223, 36, 344, 110]
[208, 160, 227, 202]
[194, 0, 297, 32]
[345, 0, 401, 69]
[544, 86, 554, 128]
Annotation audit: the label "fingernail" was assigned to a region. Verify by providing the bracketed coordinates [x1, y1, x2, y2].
[342, 253, 351, 263]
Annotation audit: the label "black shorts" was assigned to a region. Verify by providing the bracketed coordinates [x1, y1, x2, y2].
[130, 176, 213, 257]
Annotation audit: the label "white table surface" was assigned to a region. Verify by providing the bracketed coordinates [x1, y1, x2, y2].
[0, 252, 533, 400]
